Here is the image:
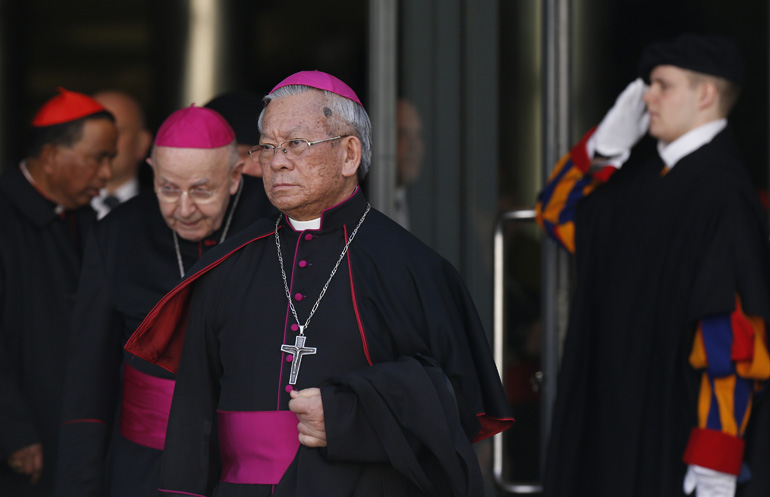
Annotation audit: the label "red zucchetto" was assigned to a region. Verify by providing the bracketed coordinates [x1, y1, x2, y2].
[31, 87, 108, 127]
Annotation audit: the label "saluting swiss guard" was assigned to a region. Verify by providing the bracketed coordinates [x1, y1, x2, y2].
[537, 33, 770, 497]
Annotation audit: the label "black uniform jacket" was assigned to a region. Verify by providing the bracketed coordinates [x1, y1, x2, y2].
[125, 189, 514, 497]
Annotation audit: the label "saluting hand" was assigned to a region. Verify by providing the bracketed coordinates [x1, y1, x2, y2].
[590, 77, 650, 168]
[289, 387, 327, 447]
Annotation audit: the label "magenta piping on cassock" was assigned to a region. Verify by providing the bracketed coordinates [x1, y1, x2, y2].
[158, 490, 206, 497]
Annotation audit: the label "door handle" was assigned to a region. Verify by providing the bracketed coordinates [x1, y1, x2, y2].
[493, 209, 544, 494]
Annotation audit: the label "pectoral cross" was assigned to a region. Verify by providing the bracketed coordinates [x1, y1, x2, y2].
[280, 329, 317, 385]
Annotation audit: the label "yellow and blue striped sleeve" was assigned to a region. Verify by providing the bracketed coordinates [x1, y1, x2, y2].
[684, 296, 770, 475]
[535, 128, 618, 253]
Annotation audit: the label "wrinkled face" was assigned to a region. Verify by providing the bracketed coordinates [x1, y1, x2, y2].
[46, 118, 117, 209]
[152, 145, 242, 242]
[643, 65, 700, 144]
[259, 91, 359, 220]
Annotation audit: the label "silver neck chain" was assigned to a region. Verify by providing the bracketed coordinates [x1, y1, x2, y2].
[275, 203, 371, 335]
[173, 179, 243, 278]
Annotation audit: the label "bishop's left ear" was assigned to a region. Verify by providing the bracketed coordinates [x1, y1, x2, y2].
[341, 135, 362, 179]
[230, 159, 245, 194]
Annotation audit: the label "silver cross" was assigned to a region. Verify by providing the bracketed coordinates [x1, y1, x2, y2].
[280, 332, 317, 385]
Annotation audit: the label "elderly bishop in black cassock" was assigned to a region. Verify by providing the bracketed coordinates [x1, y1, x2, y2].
[125, 70, 514, 497]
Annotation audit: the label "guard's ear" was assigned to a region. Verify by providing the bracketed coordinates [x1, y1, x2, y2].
[340, 135, 361, 179]
[698, 80, 718, 111]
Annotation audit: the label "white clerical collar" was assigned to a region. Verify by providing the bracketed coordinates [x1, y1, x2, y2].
[658, 119, 727, 170]
[112, 177, 140, 203]
[92, 178, 142, 220]
[289, 217, 321, 231]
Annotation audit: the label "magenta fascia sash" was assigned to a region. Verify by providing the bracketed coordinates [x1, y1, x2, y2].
[218, 410, 300, 484]
[120, 364, 175, 450]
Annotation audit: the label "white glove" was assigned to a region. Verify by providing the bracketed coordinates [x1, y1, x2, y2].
[587, 77, 650, 168]
[683, 464, 737, 497]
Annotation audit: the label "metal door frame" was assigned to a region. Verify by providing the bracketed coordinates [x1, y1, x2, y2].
[492, 0, 572, 493]
[492, 209, 542, 494]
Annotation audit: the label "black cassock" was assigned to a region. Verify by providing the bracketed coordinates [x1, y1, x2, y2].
[55, 176, 273, 497]
[543, 129, 770, 497]
[0, 164, 96, 496]
[126, 189, 514, 497]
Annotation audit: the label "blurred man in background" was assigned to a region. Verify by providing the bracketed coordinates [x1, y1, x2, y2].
[90, 91, 153, 219]
[205, 90, 263, 177]
[0, 87, 116, 496]
[393, 98, 424, 230]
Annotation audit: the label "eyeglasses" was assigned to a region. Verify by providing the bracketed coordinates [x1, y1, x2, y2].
[155, 184, 220, 204]
[248, 135, 349, 163]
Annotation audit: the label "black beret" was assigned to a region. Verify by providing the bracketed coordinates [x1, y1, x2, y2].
[637, 33, 744, 87]
[204, 91, 263, 145]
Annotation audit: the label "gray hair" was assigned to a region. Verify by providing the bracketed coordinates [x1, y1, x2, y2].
[257, 85, 372, 181]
